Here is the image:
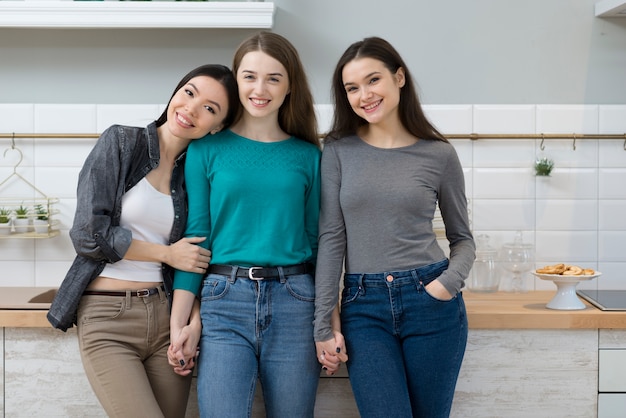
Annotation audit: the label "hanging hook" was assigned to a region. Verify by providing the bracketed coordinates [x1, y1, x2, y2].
[623, 134, 626, 151]
[3, 133, 24, 173]
[572, 133, 576, 151]
[540, 133, 545, 151]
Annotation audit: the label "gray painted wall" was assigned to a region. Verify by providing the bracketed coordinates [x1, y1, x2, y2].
[1, 0, 625, 105]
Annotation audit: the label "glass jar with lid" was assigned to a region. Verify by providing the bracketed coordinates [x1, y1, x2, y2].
[467, 234, 499, 292]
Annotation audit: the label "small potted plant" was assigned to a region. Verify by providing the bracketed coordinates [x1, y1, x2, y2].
[13, 203, 32, 233]
[33, 204, 49, 234]
[0, 207, 10, 236]
[534, 157, 554, 176]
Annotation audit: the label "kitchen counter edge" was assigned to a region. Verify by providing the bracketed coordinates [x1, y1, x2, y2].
[3, 291, 626, 329]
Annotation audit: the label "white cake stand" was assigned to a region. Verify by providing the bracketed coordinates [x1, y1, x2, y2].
[533, 272, 602, 310]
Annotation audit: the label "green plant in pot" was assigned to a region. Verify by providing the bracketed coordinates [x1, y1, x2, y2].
[13, 203, 31, 233]
[0, 207, 11, 235]
[33, 204, 49, 234]
[534, 157, 554, 176]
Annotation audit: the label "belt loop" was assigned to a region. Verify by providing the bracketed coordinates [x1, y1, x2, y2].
[410, 268, 422, 290]
[228, 266, 237, 284]
[357, 274, 366, 295]
[157, 285, 166, 302]
[125, 291, 132, 308]
[277, 266, 286, 283]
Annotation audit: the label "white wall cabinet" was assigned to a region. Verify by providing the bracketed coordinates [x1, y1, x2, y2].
[0, 1, 275, 29]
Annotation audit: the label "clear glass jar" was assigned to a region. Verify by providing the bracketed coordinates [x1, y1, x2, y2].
[467, 234, 499, 292]
[499, 231, 535, 293]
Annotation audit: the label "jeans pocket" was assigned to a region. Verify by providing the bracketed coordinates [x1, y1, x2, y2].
[341, 285, 362, 306]
[423, 287, 455, 302]
[78, 297, 126, 325]
[285, 273, 315, 302]
[201, 274, 230, 301]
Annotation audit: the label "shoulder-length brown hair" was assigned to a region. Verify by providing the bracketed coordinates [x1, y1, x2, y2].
[232, 31, 320, 149]
[327, 36, 447, 144]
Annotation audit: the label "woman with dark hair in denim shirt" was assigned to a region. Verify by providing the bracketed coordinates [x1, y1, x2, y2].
[48, 64, 238, 418]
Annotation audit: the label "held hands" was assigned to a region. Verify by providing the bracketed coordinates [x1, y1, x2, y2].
[166, 237, 211, 273]
[316, 331, 348, 376]
[168, 322, 201, 376]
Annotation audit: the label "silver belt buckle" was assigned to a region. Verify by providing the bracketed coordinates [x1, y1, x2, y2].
[136, 288, 150, 297]
[248, 267, 263, 280]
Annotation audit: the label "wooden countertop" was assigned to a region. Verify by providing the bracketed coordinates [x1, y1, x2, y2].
[3, 291, 626, 329]
[464, 291, 626, 329]
[0, 309, 52, 328]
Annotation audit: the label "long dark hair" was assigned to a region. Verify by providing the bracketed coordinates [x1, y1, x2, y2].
[327, 37, 447, 144]
[155, 64, 239, 130]
[232, 31, 320, 149]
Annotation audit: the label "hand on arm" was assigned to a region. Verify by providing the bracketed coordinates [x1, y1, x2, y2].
[124, 236, 211, 273]
[168, 290, 201, 376]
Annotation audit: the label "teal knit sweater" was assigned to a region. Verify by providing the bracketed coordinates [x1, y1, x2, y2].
[173, 129, 321, 295]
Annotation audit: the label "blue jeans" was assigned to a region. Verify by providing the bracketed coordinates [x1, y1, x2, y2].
[197, 269, 320, 418]
[341, 259, 467, 418]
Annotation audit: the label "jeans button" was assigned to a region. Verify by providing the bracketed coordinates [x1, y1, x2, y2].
[386, 274, 394, 282]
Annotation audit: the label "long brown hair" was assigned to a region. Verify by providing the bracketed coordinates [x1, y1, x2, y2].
[232, 31, 320, 149]
[327, 37, 447, 144]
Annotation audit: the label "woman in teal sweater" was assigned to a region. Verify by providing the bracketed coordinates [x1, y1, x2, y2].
[169, 32, 322, 418]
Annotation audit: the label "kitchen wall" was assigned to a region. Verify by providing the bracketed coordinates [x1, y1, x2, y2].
[1, 103, 625, 291]
[1, 0, 626, 105]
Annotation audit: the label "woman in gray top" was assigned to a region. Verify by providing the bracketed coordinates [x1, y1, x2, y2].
[314, 37, 475, 418]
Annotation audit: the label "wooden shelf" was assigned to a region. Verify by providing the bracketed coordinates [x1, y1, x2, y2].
[0, 1, 275, 29]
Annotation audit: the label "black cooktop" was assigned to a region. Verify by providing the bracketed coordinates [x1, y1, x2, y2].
[577, 290, 626, 311]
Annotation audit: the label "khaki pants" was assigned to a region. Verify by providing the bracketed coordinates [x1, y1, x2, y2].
[77, 289, 192, 418]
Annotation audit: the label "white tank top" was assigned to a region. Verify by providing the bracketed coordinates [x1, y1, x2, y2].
[100, 177, 174, 283]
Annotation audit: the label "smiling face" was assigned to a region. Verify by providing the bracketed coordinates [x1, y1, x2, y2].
[236, 50, 290, 121]
[341, 57, 405, 126]
[166, 75, 230, 140]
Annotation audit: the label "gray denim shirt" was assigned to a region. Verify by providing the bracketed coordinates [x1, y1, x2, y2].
[47, 122, 188, 331]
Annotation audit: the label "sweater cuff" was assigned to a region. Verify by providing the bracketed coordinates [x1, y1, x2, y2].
[172, 271, 202, 295]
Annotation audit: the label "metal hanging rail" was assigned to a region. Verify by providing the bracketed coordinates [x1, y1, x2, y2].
[2, 132, 626, 149]
[0, 133, 99, 139]
[1, 133, 626, 140]
[445, 133, 626, 140]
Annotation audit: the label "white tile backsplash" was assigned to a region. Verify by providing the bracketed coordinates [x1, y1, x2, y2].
[34, 104, 98, 133]
[473, 168, 535, 199]
[535, 168, 598, 200]
[96, 104, 161, 132]
[536, 199, 598, 231]
[423, 105, 473, 134]
[598, 140, 626, 168]
[473, 105, 536, 134]
[472, 199, 536, 231]
[599, 168, 626, 199]
[599, 231, 626, 262]
[599, 105, 626, 134]
[0, 104, 34, 133]
[473, 139, 535, 168]
[535, 231, 598, 262]
[0, 103, 625, 291]
[599, 200, 626, 231]
[536, 105, 599, 134]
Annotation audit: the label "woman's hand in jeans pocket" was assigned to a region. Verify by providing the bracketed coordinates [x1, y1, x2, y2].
[425, 279, 453, 301]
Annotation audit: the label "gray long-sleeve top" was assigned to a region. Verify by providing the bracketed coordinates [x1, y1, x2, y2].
[313, 135, 475, 342]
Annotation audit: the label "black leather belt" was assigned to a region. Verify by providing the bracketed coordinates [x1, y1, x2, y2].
[208, 263, 314, 280]
[83, 285, 163, 298]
